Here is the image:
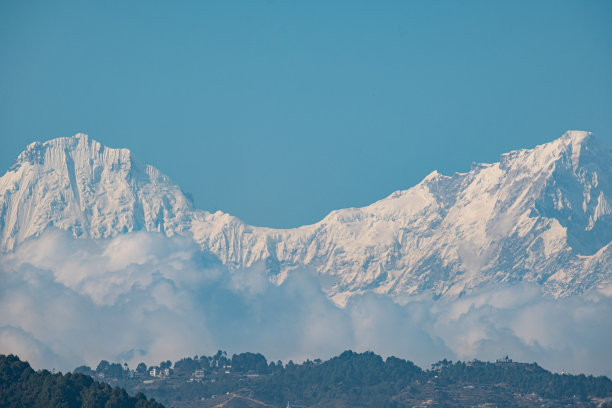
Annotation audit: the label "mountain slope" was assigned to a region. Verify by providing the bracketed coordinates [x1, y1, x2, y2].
[1, 131, 611, 303]
[190, 131, 612, 302]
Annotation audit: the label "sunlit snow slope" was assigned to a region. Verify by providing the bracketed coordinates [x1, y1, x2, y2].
[1, 131, 611, 304]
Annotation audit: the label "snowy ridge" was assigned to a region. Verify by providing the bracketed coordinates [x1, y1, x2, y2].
[1, 131, 611, 304]
[0, 134, 193, 251]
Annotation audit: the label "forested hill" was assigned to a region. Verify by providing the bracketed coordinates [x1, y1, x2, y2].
[3, 351, 612, 407]
[86, 350, 612, 407]
[0, 354, 163, 408]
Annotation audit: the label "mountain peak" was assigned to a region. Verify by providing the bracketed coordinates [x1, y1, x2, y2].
[0, 133, 192, 251]
[1, 131, 611, 302]
[560, 129, 591, 143]
[558, 130, 593, 169]
[422, 169, 446, 182]
[11, 133, 131, 172]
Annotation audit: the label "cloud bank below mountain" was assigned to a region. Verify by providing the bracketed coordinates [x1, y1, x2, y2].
[0, 229, 610, 376]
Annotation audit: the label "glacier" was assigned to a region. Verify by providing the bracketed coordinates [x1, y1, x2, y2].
[1, 131, 611, 305]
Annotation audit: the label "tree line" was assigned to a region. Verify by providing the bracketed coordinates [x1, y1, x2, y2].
[0, 354, 163, 408]
[82, 350, 612, 407]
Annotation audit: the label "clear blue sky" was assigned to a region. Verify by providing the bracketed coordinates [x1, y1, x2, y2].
[1, 0, 611, 228]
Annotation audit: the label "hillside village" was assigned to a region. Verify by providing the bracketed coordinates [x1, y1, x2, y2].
[74, 351, 612, 408]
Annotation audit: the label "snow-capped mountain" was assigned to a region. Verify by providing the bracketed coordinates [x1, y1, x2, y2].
[0, 134, 193, 252]
[1, 131, 611, 303]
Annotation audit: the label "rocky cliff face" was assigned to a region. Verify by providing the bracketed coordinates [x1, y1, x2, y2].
[2, 131, 611, 304]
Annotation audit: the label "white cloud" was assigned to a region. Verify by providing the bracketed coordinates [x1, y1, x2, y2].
[0, 229, 610, 377]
